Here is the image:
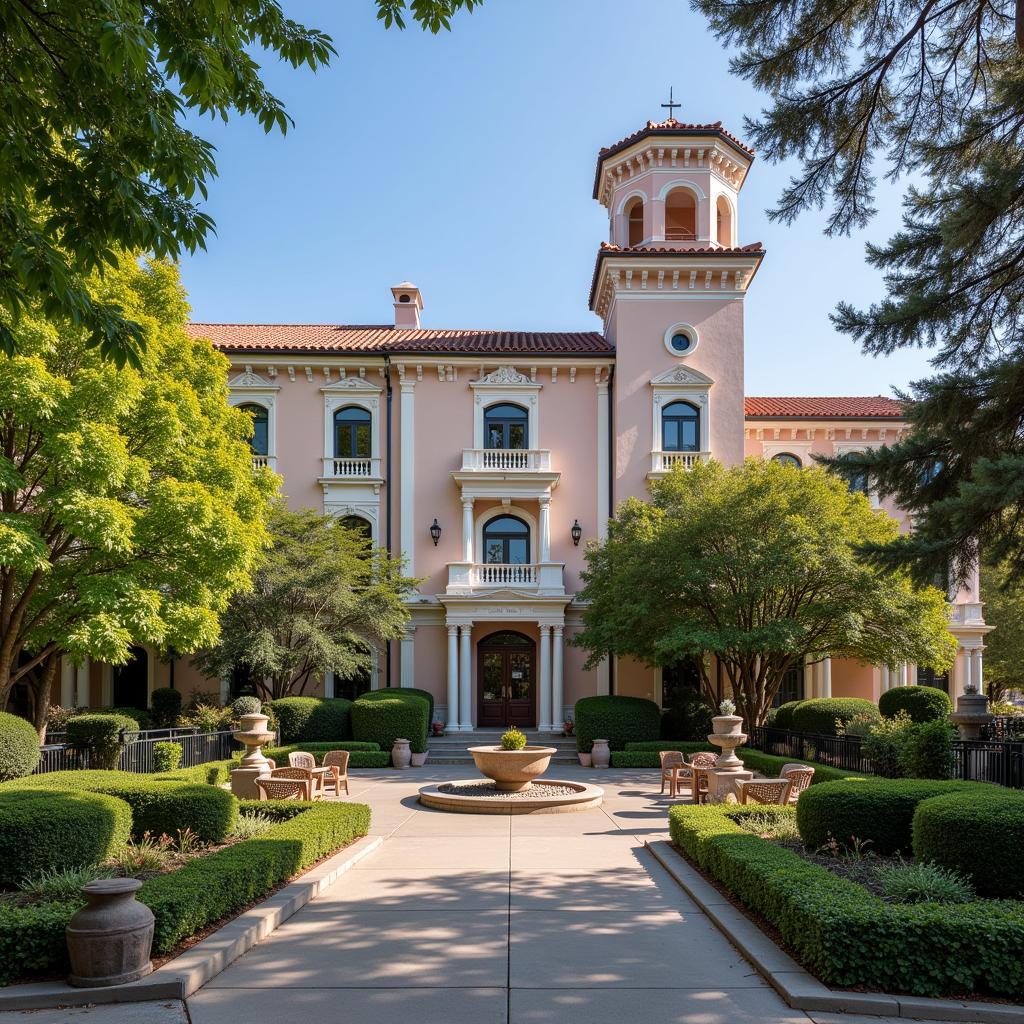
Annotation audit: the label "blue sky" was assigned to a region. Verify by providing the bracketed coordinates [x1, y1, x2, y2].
[178, 0, 935, 396]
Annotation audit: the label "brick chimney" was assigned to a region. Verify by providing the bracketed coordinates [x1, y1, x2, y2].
[391, 282, 423, 329]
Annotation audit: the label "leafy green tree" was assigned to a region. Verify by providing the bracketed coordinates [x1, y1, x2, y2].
[0, 256, 274, 733]
[573, 460, 956, 726]
[1, 0, 480, 367]
[194, 505, 418, 700]
[979, 561, 1024, 703]
[692, 0, 1024, 587]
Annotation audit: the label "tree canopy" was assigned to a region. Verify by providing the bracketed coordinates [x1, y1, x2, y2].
[693, 0, 1024, 586]
[193, 504, 418, 700]
[1, 0, 480, 368]
[0, 254, 274, 728]
[572, 459, 956, 726]
[979, 561, 1024, 703]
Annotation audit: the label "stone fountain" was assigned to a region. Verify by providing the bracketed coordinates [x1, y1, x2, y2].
[705, 701, 753, 802]
[229, 711, 276, 799]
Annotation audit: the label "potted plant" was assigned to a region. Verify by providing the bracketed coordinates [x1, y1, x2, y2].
[468, 728, 557, 791]
[431, 719, 444, 737]
[562, 718, 574, 737]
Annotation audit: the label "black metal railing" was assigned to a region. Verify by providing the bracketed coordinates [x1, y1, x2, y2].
[982, 715, 1024, 741]
[33, 728, 238, 775]
[747, 725, 1024, 789]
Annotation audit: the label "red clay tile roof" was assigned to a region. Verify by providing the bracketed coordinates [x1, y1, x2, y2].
[594, 118, 754, 197]
[186, 323, 613, 356]
[744, 397, 905, 419]
[599, 242, 765, 255]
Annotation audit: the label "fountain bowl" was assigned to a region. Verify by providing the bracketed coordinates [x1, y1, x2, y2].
[468, 745, 558, 792]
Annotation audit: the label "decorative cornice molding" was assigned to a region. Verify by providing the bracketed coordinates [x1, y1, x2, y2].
[649, 365, 714, 387]
[470, 365, 540, 388]
[228, 368, 279, 390]
[320, 376, 383, 394]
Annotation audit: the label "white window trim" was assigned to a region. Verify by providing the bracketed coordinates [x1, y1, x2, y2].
[649, 365, 714, 457]
[663, 321, 700, 358]
[470, 367, 542, 449]
[324, 503, 381, 546]
[321, 378, 382, 462]
[475, 505, 538, 565]
[833, 443, 880, 509]
[227, 368, 280, 461]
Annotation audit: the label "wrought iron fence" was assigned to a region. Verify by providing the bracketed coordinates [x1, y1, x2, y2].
[748, 725, 1024, 789]
[33, 728, 238, 775]
[982, 715, 1024, 741]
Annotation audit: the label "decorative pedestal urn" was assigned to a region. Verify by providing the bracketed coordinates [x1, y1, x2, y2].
[951, 691, 994, 740]
[230, 712, 275, 799]
[392, 738, 412, 769]
[468, 745, 558, 792]
[66, 878, 155, 987]
[706, 714, 753, 802]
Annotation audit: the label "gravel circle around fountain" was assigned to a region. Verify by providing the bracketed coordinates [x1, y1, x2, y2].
[439, 782, 583, 799]
[419, 778, 605, 815]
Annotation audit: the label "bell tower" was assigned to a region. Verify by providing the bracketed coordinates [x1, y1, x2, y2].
[589, 115, 765, 502]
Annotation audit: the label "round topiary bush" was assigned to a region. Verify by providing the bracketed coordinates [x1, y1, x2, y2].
[879, 684, 953, 723]
[66, 713, 138, 770]
[351, 693, 429, 754]
[772, 700, 805, 731]
[230, 695, 263, 719]
[791, 697, 879, 737]
[913, 789, 1024, 898]
[0, 789, 132, 884]
[0, 712, 40, 781]
[269, 697, 354, 743]
[150, 687, 182, 727]
[360, 686, 435, 726]
[574, 695, 661, 753]
[796, 777, 982, 854]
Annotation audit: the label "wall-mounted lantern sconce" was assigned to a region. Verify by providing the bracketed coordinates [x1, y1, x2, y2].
[571, 519, 582, 546]
[429, 518, 442, 546]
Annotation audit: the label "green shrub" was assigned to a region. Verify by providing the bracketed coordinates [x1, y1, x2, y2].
[0, 711, 40, 781]
[259, 743, 389, 769]
[899, 718, 955, 779]
[153, 742, 182, 773]
[875, 861, 975, 904]
[791, 697, 879, 736]
[360, 686, 435, 726]
[0, 790, 132, 885]
[668, 802, 1024, 998]
[574, 695, 660, 753]
[163, 759, 235, 786]
[772, 700, 805, 730]
[879, 684, 953, 723]
[230, 695, 263, 719]
[861, 712, 915, 778]
[612, 742, 713, 768]
[913, 790, 1024, 898]
[270, 696, 354, 743]
[351, 691, 429, 753]
[732, 804, 801, 841]
[89, 706, 151, 729]
[181, 701, 232, 732]
[66, 713, 137, 769]
[500, 727, 526, 750]
[796, 778, 986, 854]
[19, 865, 115, 901]
[150, 688, 182, 727]
[3, 771, 238, 843]
[736, 749, 865, 784]
[659, 694, 713, 741]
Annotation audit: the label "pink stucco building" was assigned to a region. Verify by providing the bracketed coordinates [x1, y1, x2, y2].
[55, 117, 989, 724]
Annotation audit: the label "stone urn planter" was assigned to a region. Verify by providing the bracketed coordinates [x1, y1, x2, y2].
[951, 690, 994, 740]
[708, 715, 746, 772]
[578, 751, 593, 767]
[230, 712, 276, 799]
[410, 750, 428, 768]
[392, 738, 412, 769]
[590, 739, 611, 769]
[469, 745, 557, 791]
[66, 878, 154, 987]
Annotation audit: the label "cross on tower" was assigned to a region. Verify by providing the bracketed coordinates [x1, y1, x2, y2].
[661, 87, 680, 120]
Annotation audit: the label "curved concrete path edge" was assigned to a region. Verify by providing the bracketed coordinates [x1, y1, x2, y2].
[0, 834, 383, 1012]
[646, 840, 1023, 1024]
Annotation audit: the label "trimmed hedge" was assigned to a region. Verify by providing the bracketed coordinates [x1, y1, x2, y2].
[361, 686, 435, 726]
[150, 688, 182, 727]
[796, 777, 988, 854]
[791, 697, 879, 736]
[668, 802, 1024, 998]
[153, 741, 182, 773]
[609, 745, 866, 776]
[352, 690, 429, 754]
[3, 770, 238, 843]
[772, 700, 804, 730]
[736, 749, 865, 785]
[913, 790, 1024, 898]
[260, 742, 390, 770]
[89, 706, 152, 729]
[269, 697, 353, 743]
[879, 684, 953, 723]
[0, 800, 370, 985]
[611, 742, 713, 769]
[66, 713, 138, 770]
[0, 790, 132, 885]
[0, 712, 39, 781]
[574, 695, 661, 753]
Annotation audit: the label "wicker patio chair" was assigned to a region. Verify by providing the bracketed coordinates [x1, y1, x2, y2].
[288, 751, 328, 797]
[254, 776, 306, 801]
[322, 749, 350, 797]
[269, 765, 314, 800]
[659, 751, 685, 795]
[779, 763, 815, 802]
[737, 778, 793, 805]
[685, 751, 719, 804]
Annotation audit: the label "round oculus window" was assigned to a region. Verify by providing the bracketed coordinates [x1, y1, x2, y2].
[670, 332, 693, 353]
[663, 323, 700, 357]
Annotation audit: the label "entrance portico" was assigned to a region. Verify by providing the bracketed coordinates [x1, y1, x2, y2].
[440, 593, 570, 733]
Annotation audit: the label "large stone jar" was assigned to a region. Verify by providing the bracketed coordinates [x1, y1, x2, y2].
[590, 738, 611, 770]
[708, 715, 747, 772]
[230, 711, 277, 798]
[392, 737, 412, 769]
[951, 691, 994, 740]
[66, 878, 154, 987]
[469, 746, 557, 791]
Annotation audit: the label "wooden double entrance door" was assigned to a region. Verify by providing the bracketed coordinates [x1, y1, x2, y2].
[478, 631, 536, 728]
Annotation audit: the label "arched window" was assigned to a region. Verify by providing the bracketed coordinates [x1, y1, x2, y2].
[239, 403, 269, 456]
[340, 515, 372, 542]
[665, 189, 697, 241]
[772, 453, 802, 469]
[662, 401, 700, 452]
[484, 403, 528, 450]
[626, 197, 644, 247]
[112, 646, 148, 710]
[482, 515, 530, 564]
[333, 406, 371, 459]
[716, 195, 733, 247]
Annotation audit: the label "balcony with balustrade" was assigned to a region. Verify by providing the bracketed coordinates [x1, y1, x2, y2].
[647, 450, 711, 478]
[251, 454, 276, 471]
[446, 561, 565, 596]
[459, 448, 552, 473]
[321, 455, 383, 480]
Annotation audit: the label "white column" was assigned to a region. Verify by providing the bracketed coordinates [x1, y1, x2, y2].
[596, 657, 610, 696]
[75, 659, 90, 708]
[597, 372, 610, 540]
[325, 671, 335, 699]
[446, 626, 460, 731]
[821, 657, 832, 699]
[539, 497, 551, 562]
[538, 625, 553, 731]
[901, 661, 910, 687]
[551, 625, 564, 731]
[974, 649, 983, 693]
[459, 625, 473, 731]
[462, 497, 474, 563]
[399, 378, 416, 575]
[59, 657, 75, 708]
[399, 626, 416, 688]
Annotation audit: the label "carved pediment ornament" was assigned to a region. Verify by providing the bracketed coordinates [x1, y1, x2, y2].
[472, 366, 536, 387]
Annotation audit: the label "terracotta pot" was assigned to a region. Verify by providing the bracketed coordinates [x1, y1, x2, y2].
[578, 752, 593, 767]
[591, 738, 611, 769]
[410, 751, 428, 767]
[392, 738, 412, 769]
[469, 745, 557, 791]
[66, 878, 154, 988]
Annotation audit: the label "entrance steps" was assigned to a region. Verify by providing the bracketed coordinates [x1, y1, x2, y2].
[427, 729, 579, 765]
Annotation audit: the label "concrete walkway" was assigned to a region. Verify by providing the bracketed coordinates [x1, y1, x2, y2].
[177, 765, 946, 1024]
